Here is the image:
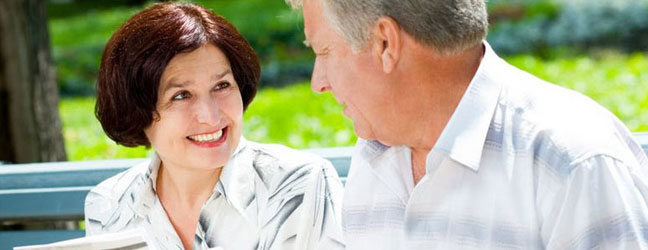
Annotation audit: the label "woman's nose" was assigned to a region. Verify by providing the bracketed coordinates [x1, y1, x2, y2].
[195, 98, 220, 125]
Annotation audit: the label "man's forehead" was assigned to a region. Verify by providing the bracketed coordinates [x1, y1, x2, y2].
[301, 0, 324, 47]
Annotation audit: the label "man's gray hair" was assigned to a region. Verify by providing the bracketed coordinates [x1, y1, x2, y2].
[287, 0, 488, 54]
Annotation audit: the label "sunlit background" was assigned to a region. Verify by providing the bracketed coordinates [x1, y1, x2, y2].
[50, 0, 648, 160]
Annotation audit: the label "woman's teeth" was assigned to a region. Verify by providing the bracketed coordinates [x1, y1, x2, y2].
[188, 129, 223, 142]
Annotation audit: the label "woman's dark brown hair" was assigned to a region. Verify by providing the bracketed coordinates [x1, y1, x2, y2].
[96, 2, 259, 147]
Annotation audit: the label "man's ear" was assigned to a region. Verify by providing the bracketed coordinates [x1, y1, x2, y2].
[371, 16, 401, 73]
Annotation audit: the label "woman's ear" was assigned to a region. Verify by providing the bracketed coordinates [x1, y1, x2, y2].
[371, 16, 401, 73]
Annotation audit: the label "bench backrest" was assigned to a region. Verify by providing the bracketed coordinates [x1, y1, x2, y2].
[1, 133, 648, 248]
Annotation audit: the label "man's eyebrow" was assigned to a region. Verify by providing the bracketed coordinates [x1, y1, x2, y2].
[303, 39, 311, 48]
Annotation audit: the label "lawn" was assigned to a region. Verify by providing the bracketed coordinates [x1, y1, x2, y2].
[60, 52, 648, 161]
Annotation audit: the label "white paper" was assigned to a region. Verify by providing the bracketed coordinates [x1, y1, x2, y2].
[14, 228, 154, 250]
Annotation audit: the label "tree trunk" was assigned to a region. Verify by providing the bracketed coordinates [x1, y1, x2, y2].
[0, 0, 66, 163]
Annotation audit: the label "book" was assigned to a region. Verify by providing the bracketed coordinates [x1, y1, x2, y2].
[14, 228, 154, 250]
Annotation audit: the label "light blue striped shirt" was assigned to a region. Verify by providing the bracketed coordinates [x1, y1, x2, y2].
[342, 42, 648, 250]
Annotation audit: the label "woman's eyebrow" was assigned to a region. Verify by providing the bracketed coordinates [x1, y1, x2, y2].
[161, 68, 232, 94]
[161, 81, 189, 94]
[211, 69, 232, 80]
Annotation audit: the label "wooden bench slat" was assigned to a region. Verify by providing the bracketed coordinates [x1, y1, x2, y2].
[0, 230, 84, 248]
[0, 188, 90, 220]
[0, 159, 143, 189]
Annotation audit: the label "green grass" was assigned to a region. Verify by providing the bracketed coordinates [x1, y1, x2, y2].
[60, 83, 354, 161]
[506, 51, 648, 132]
[60, 52, 648, 161]
[60, 97, 151, 160]
[243, 83, 355, 148]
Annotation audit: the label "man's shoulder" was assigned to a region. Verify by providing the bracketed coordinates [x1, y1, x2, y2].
[477, 58, 643, 167]
[492, 70, 637, 169]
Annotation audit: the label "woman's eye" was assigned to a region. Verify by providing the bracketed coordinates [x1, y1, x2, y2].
[172, 91, 190, 101]
[214, 81, 231, 90]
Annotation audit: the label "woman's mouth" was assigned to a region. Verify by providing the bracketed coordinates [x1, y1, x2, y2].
[187, 127, 228, 147]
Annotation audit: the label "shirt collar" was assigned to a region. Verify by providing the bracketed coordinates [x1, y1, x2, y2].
[357, 138, 390, 161]
[431, 41, 503, 171]
[214, 137, 255, 215]
[140, 137, 253, 216]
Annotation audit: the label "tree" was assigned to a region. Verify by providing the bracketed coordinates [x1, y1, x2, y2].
[0, 0, 66, 163]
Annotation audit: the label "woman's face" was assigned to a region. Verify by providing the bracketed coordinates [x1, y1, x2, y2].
[144, 43, 243, 171]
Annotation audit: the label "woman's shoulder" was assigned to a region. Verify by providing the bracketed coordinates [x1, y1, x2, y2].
[242, 140, 341, 191]
[241, 141, 345, 248]
[88, 159, 152, 199]
[84, 159, 154, 232]
[245, 141, 334, 173]
[84, 159, 153, 217]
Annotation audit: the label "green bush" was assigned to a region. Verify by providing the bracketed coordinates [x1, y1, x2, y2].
[48, 0, 312, 96]
[488, 0, 648, 55]
[49, 0, 648, 95]
[49, 6, 140, 96]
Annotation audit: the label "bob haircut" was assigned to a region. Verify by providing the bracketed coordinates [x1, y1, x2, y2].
[96, 2, 260, 147]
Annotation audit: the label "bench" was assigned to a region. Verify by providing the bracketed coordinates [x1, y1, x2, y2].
[0, 147, 352, 248]
[2, 133, 648, 249]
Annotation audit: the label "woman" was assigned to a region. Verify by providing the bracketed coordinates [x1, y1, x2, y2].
[84, 3, 344, 250]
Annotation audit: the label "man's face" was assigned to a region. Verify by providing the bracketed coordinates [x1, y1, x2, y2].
[303, 0, 398, 143]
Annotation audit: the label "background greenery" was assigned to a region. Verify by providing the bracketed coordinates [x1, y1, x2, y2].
[49, 0, 648, 160]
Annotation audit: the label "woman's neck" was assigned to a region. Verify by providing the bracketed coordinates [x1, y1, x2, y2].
[156, 161, 223, 209]
[155, 161, 223, 250]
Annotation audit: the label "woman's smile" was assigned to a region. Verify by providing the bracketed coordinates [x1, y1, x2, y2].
[187, 126, 229, 148]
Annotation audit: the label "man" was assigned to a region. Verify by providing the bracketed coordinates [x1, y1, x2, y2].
[286, 0, 648, 249]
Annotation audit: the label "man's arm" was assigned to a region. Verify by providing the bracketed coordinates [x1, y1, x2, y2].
[541, 154, 648, 249]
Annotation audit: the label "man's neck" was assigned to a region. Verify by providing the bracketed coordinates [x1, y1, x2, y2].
[402, 45, 482, 142]
[400, 43, 485, 184]
[411, 147, 430, 185]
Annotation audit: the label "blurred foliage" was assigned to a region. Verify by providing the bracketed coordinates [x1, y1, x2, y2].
[488, 0, 648, 56]
[49, 0, 648, 96]
[49, 6, 139, 95]
[61, 52, 648, 160]
[50, 0, 648, 160]
[506, 51, 648, 132]
[48, 0, 312, 96]
[243, 83, 355, 148]
[60, 97, 150, 160]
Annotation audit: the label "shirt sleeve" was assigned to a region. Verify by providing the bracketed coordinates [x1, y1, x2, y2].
[541, 154, 648, 249]
[84, 189, 110, 236]
[297, 160, 346, 250]
[84, 184, 124, 237]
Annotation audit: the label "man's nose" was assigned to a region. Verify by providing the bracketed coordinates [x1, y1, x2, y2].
[310, 57, 330, 93]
